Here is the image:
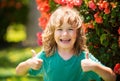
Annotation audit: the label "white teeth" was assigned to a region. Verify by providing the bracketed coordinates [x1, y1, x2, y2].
[60, 39, 71, 42]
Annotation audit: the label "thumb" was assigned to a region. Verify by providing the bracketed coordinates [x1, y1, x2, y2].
[86, 52, 89, 59]
[31, 49, 37, 57]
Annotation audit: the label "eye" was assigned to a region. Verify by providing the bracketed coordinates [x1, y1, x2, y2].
[68, 28, 73, 31]
[57, 28, 62, 31]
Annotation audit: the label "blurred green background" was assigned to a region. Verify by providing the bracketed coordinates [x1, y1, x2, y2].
[0, 47, 43, 81]
[0, 0, 43, 81]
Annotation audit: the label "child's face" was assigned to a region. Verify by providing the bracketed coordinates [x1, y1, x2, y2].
[54, 22, 77, 50]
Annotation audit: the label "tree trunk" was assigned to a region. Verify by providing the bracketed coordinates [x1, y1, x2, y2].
[23, 0, 41, 46]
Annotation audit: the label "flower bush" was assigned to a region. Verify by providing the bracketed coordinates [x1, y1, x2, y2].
[114, 63, 120, 80]
[114, 63, 120, 75]
[36, 0, 120, 69]
[0, 0, 29, 45]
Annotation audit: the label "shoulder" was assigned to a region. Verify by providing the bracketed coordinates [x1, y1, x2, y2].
[36, 50, 56, 59]
[36, 50, 46, 59]
[79, 51, 97, 59]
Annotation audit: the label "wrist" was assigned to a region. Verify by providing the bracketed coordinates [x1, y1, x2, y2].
[25, 58, 32, 68]
[91, 62, 99, 72]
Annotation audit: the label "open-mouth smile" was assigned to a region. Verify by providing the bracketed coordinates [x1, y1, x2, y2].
[60, 39, 71, 43]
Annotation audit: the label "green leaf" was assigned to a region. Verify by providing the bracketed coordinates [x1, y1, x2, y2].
[84, 14, 93, 23]
[111, 43, 118, 50]
[100, 34, 109, 47]
[94, 24, 104, 36]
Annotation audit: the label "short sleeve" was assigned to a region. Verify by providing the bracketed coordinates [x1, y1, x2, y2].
[87, 52, 102, 65]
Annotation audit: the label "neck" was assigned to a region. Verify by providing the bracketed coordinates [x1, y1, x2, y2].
[58, 47, 74, 54]
[57, 47, 75, 60]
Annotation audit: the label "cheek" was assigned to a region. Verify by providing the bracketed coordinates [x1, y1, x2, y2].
[71, 31, 77, 42]
[71, 31, 77, 38]
[54, 32, 59, 41]
[73, 35, 77, 42]
[54, 30, 61, 37]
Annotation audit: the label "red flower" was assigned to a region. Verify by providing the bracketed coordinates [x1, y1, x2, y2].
[97, 0, 104, 10]
[88, 0, 97, 11]
[54, 0, 65, 5]
[114, 63, 120, 75]
[94, 12, 103, 24]
[66, 0, 74, 8]
[87, 21, 94, 29]
[104, 7, 110, 14]
[38, 12, 51, 30]
[73, 0, 83, 6]
[54, 0, 83, 7]
[95, 16, 103, 24]
[82, 23, 88, 33]
[38, 16, 48, 30]
[37, 32, 42, 46]
[37, 1, 50, 13]
[97, 0, 110, 14]
[103, 1, 109, 9]
[36, 0, 42, 4]
[94, 12, 99, 18]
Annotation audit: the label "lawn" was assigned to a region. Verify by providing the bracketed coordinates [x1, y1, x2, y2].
[0, 46, 43, 81]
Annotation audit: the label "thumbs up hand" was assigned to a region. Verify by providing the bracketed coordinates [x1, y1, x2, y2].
[26, 49, 43, 70]
[81, 52, 97, 72]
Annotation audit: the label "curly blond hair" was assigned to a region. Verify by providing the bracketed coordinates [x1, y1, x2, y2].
[42, 6, 88, 56]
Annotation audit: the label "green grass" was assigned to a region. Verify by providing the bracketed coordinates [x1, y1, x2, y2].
[0, 76, 43, 81]
[0, 46, 43, 81]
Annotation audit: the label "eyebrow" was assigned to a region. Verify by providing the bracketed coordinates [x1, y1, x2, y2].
[57, 25, 78, 29]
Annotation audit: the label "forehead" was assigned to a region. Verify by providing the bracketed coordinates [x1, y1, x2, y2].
[56, 22, 76, 28]
[60, 22, 71, 27]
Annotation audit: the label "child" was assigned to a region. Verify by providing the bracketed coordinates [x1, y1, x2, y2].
[16, 6, 116, 81]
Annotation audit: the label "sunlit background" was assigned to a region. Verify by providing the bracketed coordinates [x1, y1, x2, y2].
[0, 0, 120, 81]
[0, 0, 43, 81]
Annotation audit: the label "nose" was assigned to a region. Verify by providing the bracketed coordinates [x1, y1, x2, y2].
[62, 30, 68, 36]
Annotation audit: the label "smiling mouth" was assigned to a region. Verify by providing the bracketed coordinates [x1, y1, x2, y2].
[60, 39, 71, 43]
